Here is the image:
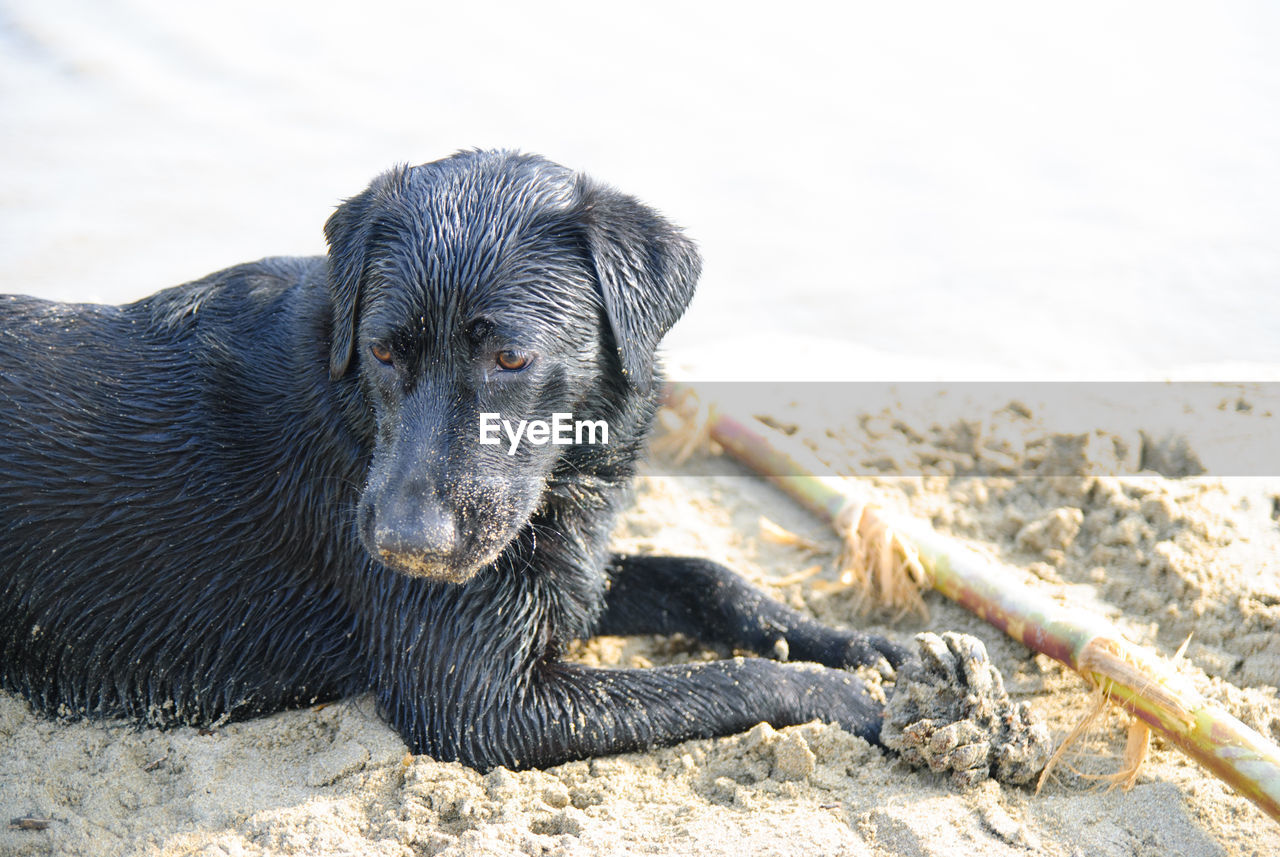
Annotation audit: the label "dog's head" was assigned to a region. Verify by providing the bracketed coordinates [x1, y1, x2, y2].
[325, 150, 700, 583]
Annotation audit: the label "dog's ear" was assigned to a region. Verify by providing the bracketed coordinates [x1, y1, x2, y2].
[577, 181, 701, 393]
[324, 185, 376, 380]
[324, 168, 408, 379]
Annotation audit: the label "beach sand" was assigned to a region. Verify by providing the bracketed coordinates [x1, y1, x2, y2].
[3, 386, 1278, 857]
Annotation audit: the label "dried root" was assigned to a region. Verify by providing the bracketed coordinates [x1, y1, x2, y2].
[832, 500, 931, 620]
[1037, 634, 1195, 792]
[653, 387, 719, 464]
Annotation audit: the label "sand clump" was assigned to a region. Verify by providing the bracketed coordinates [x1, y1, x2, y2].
[881, 632, 1052, 788]
[3, 385, 1280, 855]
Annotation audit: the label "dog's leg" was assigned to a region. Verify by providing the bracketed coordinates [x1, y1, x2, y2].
[397, 650, 886, 771]
[370, 568, 888, 771]
[595, 554, 909, 672]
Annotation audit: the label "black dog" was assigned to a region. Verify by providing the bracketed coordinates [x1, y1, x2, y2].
[0, 150, 903, 770]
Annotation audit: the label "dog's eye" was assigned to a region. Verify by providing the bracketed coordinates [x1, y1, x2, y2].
[370, 342, 395, 366]
[495, 350, 530, 371]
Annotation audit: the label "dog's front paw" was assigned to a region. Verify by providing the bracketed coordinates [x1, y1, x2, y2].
[830, 631, 912, 679]
[879, 632, 1051, 787]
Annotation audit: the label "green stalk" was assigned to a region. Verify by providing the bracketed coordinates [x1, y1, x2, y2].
[672, 384, 1280, 823]
[898, 512, 1280, 820]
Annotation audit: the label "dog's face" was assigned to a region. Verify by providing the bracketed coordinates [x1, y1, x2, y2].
[325, 151, 700, 583]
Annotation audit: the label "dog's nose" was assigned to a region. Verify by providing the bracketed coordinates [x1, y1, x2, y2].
[372, 500, 459, 576]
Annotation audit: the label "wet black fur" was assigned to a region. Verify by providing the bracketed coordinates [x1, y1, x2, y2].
[0, 150, 904, 769]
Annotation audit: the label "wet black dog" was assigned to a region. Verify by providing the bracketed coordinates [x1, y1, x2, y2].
[0, 150, 903, 769]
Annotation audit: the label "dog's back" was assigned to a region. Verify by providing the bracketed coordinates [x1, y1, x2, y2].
[0, 259, 366, 724]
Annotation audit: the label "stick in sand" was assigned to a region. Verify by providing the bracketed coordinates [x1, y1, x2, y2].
[660, 383, 1280, 823]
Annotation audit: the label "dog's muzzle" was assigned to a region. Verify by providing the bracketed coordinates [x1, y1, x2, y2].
[370, 499, 475, 583]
